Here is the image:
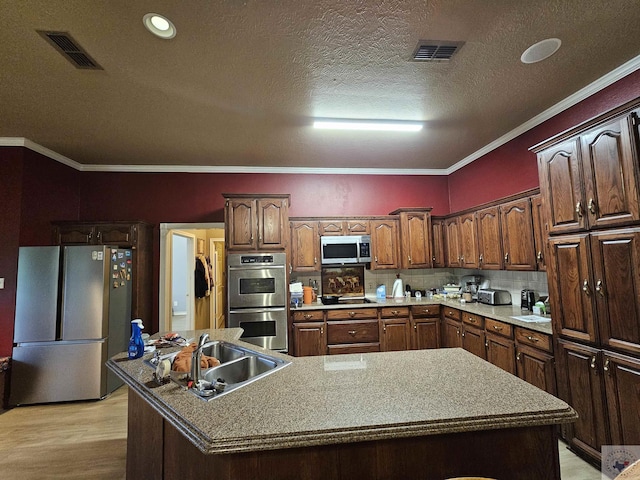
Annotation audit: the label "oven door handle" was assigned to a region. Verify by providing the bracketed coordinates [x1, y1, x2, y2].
[228, 265, 286, 271]
[229, 307, 287, 314]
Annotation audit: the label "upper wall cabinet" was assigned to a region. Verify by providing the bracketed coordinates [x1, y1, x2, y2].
[535, 110, 640, 234]
[500, 198, 537, 271]
[431, 218, 446, 268]
[290, 220, 320, 272]
[531, 194, 548, 271]
[370, 218, 400, 270]
[391, 209, 433, 269]
[476, 206, 503, 270]
[224, 194, 290, 251]
[318, 219, 370, 235]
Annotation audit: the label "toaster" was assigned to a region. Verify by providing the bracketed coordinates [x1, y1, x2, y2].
[477, 288, 512, 305]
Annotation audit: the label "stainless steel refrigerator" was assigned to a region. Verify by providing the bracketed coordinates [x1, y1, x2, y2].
[9, 245, 133, 405]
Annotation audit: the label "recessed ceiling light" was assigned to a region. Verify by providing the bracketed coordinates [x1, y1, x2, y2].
[520, 38, 561, 64]
[143, 13, 176, 39]
[313, 119, 423, 132]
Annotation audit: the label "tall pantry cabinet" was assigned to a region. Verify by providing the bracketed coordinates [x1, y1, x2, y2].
[532, 101, 640, 466]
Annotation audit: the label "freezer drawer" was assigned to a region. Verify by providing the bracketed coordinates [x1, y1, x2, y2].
[9, 340, 115, 405]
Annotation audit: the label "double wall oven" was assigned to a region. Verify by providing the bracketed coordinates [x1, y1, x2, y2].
[227, 253, 287, 351]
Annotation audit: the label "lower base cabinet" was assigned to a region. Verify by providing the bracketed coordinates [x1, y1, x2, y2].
[556, 339, 640, 465]
[516, 344, 555, 395]
[293, 322, 326, 357]
[410, 305, 441, 349]
[462, 324, 486, 360]
[486, 332, 516, 375]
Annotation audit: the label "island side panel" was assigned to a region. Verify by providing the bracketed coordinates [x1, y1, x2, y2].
[127, 389, 164, 480]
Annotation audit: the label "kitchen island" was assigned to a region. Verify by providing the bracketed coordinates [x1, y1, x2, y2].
[108, 328, 576, 480]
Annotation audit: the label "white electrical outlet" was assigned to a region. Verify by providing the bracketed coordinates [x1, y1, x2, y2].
[0, 278, 4, 289]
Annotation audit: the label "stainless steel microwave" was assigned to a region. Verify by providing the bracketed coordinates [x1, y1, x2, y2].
[320, 235, 371, 265]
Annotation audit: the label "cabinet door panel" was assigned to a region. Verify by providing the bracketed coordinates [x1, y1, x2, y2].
[371, 220, 399, 269]
[346, 220, 370, 234]
[462, 325, 486, 360]
[458, 213, 478, 269]
[476, 207, 503, 270]
[556, 340, 608, 462]
[537, 138, 586, 234]
[442, 318, 462, 348]
[53, 225, 96, 245]
[227, 199, 256, 249]
[382, 319, 410, 351]
[604, 351, 640, 446]
[431, 218, 446, 268]
[547, 234, 598, 343]
[591, 228, 640, 356]
[97, 224, 135, 246]
[516, 345, 556, 395]
[500, 198, 536, 270]
[258, 198, 287, 249]
[412, 319, 440, 350]
[401, 212, 431, 269]
[581, 114, 640, 229]
[531, 194, 548, 271]
[319, 220, 345, 235]
[444, 217, 461, 267]
[293, 322, 326, 357]
[486, 333, 516, 375]
[290, 221, 320, 271]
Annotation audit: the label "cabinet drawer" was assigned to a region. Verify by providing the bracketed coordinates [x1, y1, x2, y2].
[292, 310, 324, 322]
[485, 318, 513, 338]
[328, 343, 380, 355]
[443, 307, 461, 321]
[515, 327, 552, 352]
[411, 304, 441, 318]
[327, 308, 378, 320]
[462, 312, 484, 328]
[327, 320, 379, 344]
[380, 307, 409, 318]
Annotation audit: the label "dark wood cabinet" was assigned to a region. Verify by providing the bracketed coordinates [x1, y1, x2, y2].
[555, 340, 609, 464]
[603, 350, 640, 447]
[442, 308, 462, 348]
[370, 218, 400, 270]
[535, 110, 640, 234]
[431, 218, 446, 268]
[459, 213, 479, 269]
[318, 219, 370, 235]
[462, 323, 486, 360]
[476, 206, 503, 270]
[293, 322, 326, 357]
[531, 194, 548, 271]
[410, 305, 441, 350]
[500, 198, 536, 271]
[486, 332, 516, 375]
[381, 307, 410, 352]
[444, 217, 462, 267]
[290, 220, 320, 272]
[326, 308, 380, 354]
[516, 344, 556, 395]
[52, 221, 153, 329]
[224, 194, 289, 251]
[394, 209, 432, 269]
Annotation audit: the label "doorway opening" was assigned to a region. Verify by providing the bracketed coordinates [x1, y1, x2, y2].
[159, 223, 225, 333]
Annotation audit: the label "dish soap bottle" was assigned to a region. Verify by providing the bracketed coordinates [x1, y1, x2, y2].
[128, 319, 145, 359]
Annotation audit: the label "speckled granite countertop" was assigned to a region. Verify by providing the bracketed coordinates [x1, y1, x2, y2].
[295, 296, 554, 335]
[108, 328, 575, 455]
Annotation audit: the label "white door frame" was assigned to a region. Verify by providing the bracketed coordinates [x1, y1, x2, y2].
[159, 223, 224, 333]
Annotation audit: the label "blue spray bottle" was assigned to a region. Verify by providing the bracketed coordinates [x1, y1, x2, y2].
[128, 319, 145, 359]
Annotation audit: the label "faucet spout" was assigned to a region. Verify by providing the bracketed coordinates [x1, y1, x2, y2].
[190, 333, 210, 386]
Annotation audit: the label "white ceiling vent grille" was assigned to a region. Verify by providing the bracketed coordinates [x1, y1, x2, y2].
[411, 40, 464, 62]
[37, 31, 103, 70]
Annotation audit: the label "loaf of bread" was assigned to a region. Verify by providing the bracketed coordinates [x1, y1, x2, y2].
[171, 343, 221, 372]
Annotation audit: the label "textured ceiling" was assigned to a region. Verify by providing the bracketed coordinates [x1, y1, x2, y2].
[1, 0, 640, 172]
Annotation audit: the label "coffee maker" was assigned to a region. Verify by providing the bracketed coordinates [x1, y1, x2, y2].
[460, 275, 486, 301]
[521, 289, 536, 311]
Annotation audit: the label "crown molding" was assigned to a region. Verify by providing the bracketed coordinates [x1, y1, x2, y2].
[4, 52, 640, 177]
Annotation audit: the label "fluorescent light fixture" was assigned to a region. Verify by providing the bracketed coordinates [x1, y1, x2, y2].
[143, 13, 176, 39]
[313, 119, 423, 132]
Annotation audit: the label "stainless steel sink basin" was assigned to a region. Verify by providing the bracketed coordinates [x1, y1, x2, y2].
[145, 340, 290, 400]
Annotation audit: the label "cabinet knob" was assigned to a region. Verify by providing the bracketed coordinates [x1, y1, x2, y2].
[348, 311, 356, 318]
[537, 251, 543, 262]
[391, 310, 400, 316]
[408, 255, 412, 264]
[303, 314, 312, 320]
[504, 252, 509, 263]
[493, 325, 503, 331]
[461, 331, 465, 338]
[468, 317, 476, 323]
[595, 279, 605, 297]
[603, 358, 610, 374]
[479, 254, 483, 264]
[526, 335, 539, 343]
[582, 279, 591, 296]
[314, 257, 317, 265]
[588, 198, 597, 214]
[590, 355, 597, 371]
[348, 330, 357, 336]
[516, 352, 521, 361]
[575, 201, 584, 217]
[374, 256, 378, 263]
[432, 256, 436, 262]
[414, 324, 417, 331]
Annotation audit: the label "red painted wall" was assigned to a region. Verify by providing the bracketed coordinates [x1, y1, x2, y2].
[448, 68, 640, 212]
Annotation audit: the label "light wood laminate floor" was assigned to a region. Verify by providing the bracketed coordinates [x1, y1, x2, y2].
[0, 385, 602, 479]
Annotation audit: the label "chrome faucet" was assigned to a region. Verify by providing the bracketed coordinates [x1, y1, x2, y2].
[190, 333, 210, 387]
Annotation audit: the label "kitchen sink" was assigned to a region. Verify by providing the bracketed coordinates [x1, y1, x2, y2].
[145, 340, 290, 400]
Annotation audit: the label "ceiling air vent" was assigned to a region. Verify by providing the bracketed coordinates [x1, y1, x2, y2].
[37, 30, 103, 70]
[411, 40, 464, 62]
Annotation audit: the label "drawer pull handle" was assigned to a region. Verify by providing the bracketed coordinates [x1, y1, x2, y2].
[348, 330, 357, 336]
[537, 251, 543, 262]
[576, 201, 583, 217]
[595, 279, 605, 297]
[348, 311, 356, 318]
[590, 355, 597, 370]
[526, 335, 539, 342]
[468, 317, 476, 323]
[303, 314, 312, 320]
[493, 325, 503, 331]
[516, 352, 521, 361]
[391, 310, 400, 316]
[603, 358, 610, 374]
[582, 279, 591, 296]
[588, 198, 597, 214]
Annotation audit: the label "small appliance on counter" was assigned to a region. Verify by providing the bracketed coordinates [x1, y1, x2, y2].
[459, 275, 488, 301]
[521, 289, 537, 311]
[477, 288, 512, 305]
